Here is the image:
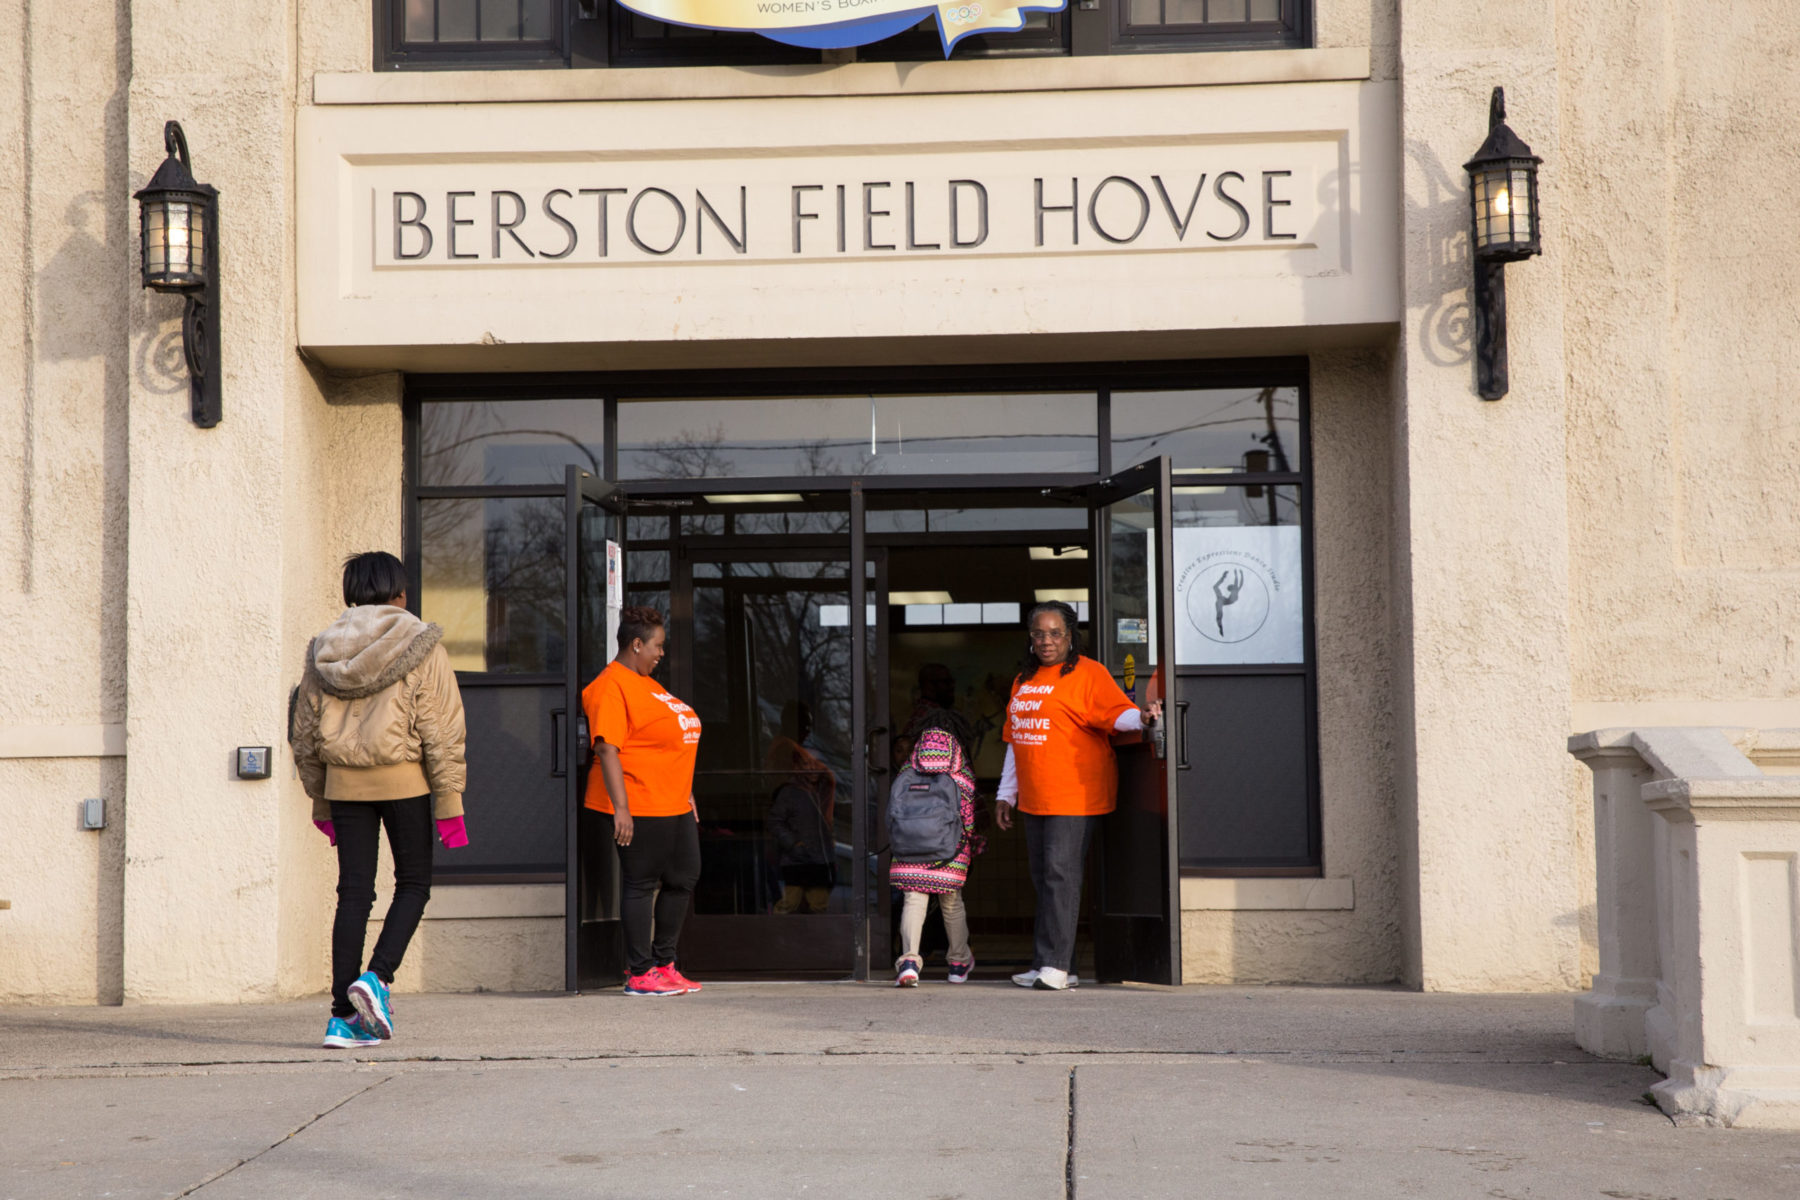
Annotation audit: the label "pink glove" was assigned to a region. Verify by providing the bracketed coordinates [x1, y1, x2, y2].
[314, 820, 336, 846]
[437, 815, 469, 849]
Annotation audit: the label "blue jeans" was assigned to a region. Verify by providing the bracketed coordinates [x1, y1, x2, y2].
[1023, 813, 1099, 973]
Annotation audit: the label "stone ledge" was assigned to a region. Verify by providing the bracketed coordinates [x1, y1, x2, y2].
[1181, 877, 1353, 911]
[375, 884, 563, 921]
[313, 47, 1370, 107]
[0, 724, 126, 759]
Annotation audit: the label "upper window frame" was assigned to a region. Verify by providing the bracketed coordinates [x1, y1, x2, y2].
[375, 0, 1311, 69]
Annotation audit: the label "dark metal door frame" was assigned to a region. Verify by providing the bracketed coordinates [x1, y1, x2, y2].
[1087, 456, 1182, 985]
[565, 466, 627, 992]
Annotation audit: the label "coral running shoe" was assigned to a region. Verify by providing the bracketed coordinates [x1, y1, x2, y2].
[624, 970, 682, 996]
[657, 964, 702, 994]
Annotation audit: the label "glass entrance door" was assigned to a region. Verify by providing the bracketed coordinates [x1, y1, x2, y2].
[1087, 457, 1183, 985]
[668, 550, 883, 975]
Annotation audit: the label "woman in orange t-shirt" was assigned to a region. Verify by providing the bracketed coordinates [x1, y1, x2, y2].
[995, 600, 1160, 991]
[582, 606, 704, 997]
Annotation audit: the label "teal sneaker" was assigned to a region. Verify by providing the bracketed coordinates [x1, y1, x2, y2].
[322, 1015, 381, 1049]
[347, 971, 394, 1039]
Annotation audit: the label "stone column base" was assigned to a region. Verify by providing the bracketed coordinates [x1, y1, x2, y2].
[1654, 1061, 1800, 1129]
[1573, 979, 1656, 1059]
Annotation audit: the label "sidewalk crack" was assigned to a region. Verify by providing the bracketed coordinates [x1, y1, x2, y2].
[176, 1074, 392, 1196]
[1065, 1065, 1078, 1200]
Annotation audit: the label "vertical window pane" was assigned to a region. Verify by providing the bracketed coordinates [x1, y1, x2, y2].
[438, 0, 478, 40]
[1172, 484, 1303, 665]
[405, 0, 436, 41]
[480, 0, 523, 39]
[523, 0, 557, 39]
[1206, 0, 1248, 21]
[419, 399, 604, 487]
[420, 497, 565, 673]
[1112, 387, 1300, 474]
[1249, 0, 1280, 19]
[1127, 0, 1164, 22]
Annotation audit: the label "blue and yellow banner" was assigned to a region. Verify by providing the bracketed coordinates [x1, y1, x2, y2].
[618, 0, 1066, 55]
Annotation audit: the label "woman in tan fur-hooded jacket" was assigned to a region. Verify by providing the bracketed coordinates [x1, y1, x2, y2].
[290, 551, 467, 1050]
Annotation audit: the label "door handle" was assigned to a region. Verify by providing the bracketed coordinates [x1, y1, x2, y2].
[1175, 700, 1190, 770]
[865, 725, 889, 776]
[551, 708, 568, 778]
[577, 713, 593, 771]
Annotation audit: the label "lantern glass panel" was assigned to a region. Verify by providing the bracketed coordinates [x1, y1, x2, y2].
[1509, 166, 1534, 243]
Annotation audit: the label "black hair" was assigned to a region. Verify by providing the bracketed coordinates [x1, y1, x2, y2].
[1014, 600, 1083, 686]
[616, 605, 666, 652]
[342, 551, 407, 608]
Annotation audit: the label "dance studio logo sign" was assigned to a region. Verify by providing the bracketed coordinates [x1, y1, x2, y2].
[1179, 550, 1283, 647]
[617, 0, 1061, 54]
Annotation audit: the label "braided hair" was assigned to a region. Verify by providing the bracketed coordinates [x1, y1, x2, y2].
[1014, 599, 1083, 688]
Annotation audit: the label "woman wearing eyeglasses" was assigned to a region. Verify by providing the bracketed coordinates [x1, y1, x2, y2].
[994, 600, 1160, 991]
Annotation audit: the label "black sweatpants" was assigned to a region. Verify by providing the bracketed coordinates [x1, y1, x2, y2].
[1023, 812, 1100, 974]
[617, 813, 702, 977]
[330, 794, 434, 1019]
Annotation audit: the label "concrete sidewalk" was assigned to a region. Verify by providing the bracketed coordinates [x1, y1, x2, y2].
[2, 984, 1796, 1199]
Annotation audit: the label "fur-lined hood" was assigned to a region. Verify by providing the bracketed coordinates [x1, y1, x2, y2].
[307, 605, 444, 700]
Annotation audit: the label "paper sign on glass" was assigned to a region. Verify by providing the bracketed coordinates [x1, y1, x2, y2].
[1173, 526, 1304, 666]
[618, 0, 1065, 54]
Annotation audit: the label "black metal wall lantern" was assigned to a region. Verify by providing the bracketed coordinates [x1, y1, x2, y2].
[1464, 87, 1542, 400]
[135, 121, 221, 427]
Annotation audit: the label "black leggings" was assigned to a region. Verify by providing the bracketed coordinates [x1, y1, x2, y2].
[330, 795, 433, 1018]
[618, 813, 702, 977]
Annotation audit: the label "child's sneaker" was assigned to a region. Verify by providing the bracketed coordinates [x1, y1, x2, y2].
[322, 1015, 381, 1049]
[656, 964, 702, 994]
[895, 960, 921, 988]
[624, 970, 682, 996]
[947, 959, 975, 984]
[347, 971, 394, 1038]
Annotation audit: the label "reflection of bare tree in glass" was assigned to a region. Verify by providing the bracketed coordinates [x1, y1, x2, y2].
[643, 425, 734, 479]
[483, 498, 565, 671]
[419, 402, 601, 487]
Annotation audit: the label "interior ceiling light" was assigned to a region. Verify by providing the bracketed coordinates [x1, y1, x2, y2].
[701, 493, 804, 504]
[1029, 546, 1090, 561]
[1034, 588, 1089, 603]
[889, 591, 953, 605]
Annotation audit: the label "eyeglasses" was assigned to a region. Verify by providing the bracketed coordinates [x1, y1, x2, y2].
[1029, 629, 1069, 642]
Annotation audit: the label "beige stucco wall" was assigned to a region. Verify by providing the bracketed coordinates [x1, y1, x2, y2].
[1562, 0, 1800, 726]
[1181, 347, 1401, 984]
[0, 0, 132, 1005]
[1391, 1, 1586, 991]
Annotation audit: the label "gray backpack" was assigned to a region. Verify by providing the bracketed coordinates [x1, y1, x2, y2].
[887, 767, 963, 863]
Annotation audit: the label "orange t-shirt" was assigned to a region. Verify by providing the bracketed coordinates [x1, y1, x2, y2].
[1002, 656, 1137, 816]
[581, 661, 702, 817]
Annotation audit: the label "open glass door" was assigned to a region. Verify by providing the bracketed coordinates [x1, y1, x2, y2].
[565, 466, 627, 991]
[1088, 456, 1182, 985]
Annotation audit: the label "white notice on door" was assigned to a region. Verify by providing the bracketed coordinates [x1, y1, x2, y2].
[1173, 527, 1303, 666]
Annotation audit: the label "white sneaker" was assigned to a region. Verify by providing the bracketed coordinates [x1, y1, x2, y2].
[1033, 967, 1074, 991]
[1012, 968, 1079, 989]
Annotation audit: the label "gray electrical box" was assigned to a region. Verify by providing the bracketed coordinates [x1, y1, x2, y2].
[81, 798, 105, 830]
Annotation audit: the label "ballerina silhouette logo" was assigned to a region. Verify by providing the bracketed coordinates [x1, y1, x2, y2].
[1185, 555, 1272, 645]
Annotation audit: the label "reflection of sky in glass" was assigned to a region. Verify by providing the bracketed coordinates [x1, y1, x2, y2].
[1112, 388, 1299, 473]
[420, 400, 604, 486]
[618, 393, 1097, 479]
[1174, 484, 1302, 528]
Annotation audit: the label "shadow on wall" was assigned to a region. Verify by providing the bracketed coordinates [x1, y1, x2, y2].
[1403, 139, 1473, 370]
